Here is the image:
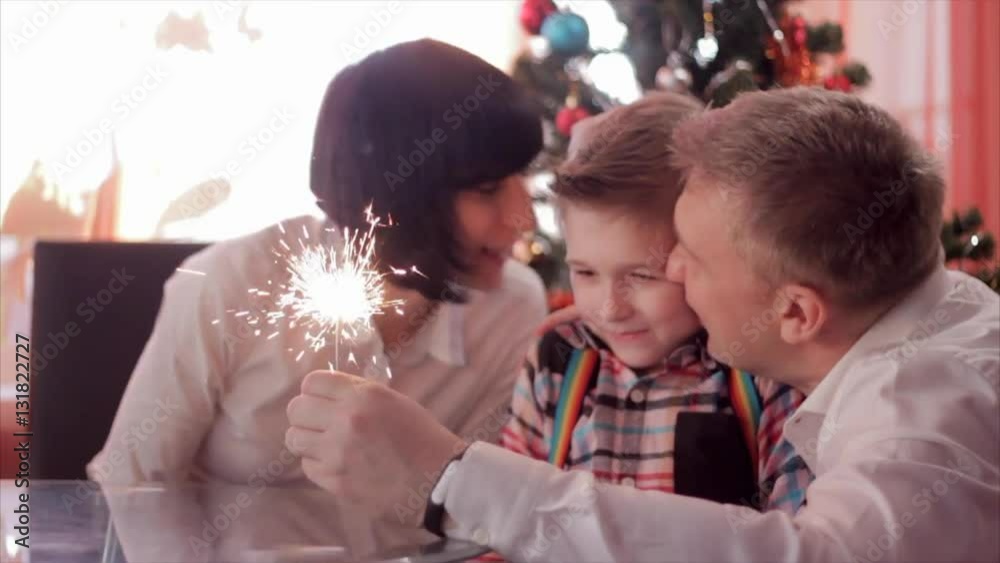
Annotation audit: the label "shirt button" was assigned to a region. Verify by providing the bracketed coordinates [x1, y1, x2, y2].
[472, 528, 490, 546]
[620, 476, 636, 487]
[629, 388, 645, 403]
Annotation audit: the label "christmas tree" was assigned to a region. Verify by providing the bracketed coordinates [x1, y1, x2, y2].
[941, 208, 1000, 294]
[511, 0, 869, 301]
[513, 0, 869, 172]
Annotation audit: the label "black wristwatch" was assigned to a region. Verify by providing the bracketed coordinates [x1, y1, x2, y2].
[422, 445, 470, 537]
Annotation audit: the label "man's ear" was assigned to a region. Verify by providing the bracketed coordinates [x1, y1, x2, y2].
[776, 284, 828, 344]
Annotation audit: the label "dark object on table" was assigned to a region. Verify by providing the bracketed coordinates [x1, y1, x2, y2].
[30, 241, 207, 479]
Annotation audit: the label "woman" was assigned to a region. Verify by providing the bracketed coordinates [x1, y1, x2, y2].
[88, 39, 548, 485]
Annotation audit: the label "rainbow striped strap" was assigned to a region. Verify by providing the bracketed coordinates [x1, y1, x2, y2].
[728, 367, 763, 476]
[548, 347, 601, 469]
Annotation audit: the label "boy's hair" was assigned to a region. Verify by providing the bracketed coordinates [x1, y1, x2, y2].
[551, 92, 704, 224]
[310, 39, 542, 302]
[671, 86, 945, 309]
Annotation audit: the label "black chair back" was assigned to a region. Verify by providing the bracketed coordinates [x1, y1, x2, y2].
[30, 241, 207, 479]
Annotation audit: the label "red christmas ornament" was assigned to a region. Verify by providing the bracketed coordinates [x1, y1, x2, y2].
[768, 14, 818, 87]
[789, 16, 808, 49]
[520, 0, 557, 35]
[547, 289, 574, 312]
[824, 74, 853, 93]
[555, 106, 591, 137]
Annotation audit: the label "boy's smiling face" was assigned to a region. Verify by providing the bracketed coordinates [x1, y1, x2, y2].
[561, 202, 701, 369]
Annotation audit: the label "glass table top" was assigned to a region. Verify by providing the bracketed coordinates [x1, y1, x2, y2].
[0, 480, 489, 563]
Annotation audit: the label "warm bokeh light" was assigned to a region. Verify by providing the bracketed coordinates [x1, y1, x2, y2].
[0, 1, 521, 241]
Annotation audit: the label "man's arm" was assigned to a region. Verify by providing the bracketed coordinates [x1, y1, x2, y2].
[443, 432, 996, 563]
[284, 356, 998, 562]
[446, 354, 1000, 563]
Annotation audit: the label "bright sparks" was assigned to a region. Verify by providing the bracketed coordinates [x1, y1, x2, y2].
[175, 268, 207, 276]
[276, 206, 404, 360]
[216, 204, 412, 374]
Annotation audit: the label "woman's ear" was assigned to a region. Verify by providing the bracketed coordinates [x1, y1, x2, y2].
[777, 284, 828, 345]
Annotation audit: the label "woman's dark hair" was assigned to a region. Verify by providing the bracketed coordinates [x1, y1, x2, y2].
[310, 39, 543, 302]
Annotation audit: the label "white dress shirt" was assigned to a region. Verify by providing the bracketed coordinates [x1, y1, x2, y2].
[87, 214, 547, 486]
[443, 265, 1000, 562]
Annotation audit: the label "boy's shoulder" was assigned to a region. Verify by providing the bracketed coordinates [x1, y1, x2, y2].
[532, 320, 605, 372]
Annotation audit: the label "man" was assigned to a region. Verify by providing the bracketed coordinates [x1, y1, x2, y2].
[285, 87, 999, 562]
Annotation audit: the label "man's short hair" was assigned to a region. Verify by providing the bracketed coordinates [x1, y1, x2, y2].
[671, 86, 945, 309]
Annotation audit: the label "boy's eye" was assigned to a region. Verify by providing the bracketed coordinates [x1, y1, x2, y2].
[571, 269, 595, 278]
[629, 272, 658, 282]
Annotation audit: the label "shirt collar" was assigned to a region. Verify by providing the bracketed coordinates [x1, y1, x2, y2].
[640, 331, 715, 376]
[320, 216, 467, 369]
[797, 264, 953, 418]
[425, 300, 467, 367]
[587, 326, 713, 384]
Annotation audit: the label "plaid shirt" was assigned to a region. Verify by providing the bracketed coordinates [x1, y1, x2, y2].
[501, 322, 814, 515]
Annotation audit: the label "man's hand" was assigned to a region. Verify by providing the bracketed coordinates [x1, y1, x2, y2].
[285, 370, 468, 524]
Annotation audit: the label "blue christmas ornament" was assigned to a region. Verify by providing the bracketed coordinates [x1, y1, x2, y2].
[541, 12, 589, 57]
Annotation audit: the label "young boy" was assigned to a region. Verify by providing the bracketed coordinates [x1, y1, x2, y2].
[501, 93, 811, 514]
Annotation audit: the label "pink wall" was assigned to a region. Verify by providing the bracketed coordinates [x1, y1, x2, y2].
[799, 0, 999, 237]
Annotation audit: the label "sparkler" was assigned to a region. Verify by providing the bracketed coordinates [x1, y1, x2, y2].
[275, 205, 406, 371]
[190, 205, 425, 375]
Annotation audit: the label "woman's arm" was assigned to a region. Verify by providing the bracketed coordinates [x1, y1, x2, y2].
[462, 266, 547, 446]
[87, 252, 232, 484]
